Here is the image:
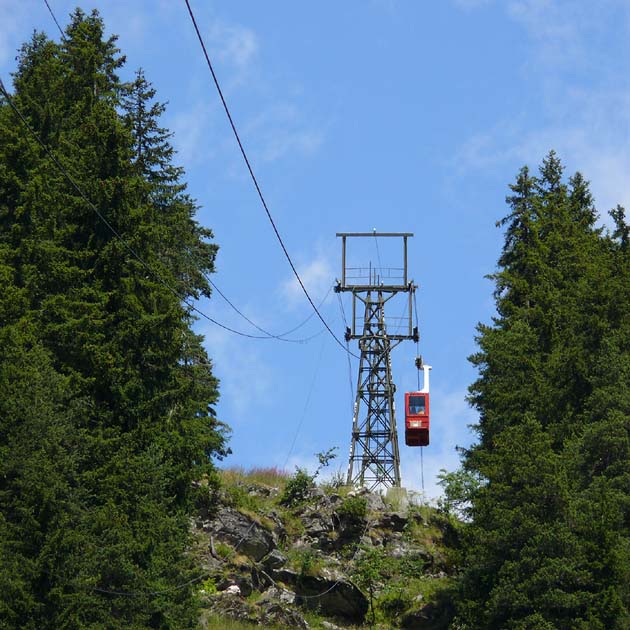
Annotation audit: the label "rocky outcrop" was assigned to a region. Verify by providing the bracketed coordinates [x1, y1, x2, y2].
[201, 506, 275, 561]
[271, 567, 368, 621]
[194, 480, 457, 629]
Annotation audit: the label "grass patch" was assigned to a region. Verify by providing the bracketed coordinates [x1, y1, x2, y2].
[220, 466, 290, 488]
[286, 548, 324, 577]
[201, 615, 283, 630]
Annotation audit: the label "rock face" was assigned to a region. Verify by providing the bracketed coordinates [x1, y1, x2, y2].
[270, 567, 368, 620]
[200, 592, 310, 629]
[202, 506, 275, 561]
[194, 481, 456, 629]
[296, 575, 369, 621]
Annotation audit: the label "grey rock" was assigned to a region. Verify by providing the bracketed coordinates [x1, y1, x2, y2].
[376, 511, 408, 532]
[292, 574, 369, 621]
[203, 507, 275, 561]
[303, 512, 331, 538]
[257, 586, 296, 605]
[201, 594, 257, 626]
[364, 492, 387, 512]
[400, 601, 444, 629]
[259, 602, 309, 629]
[271, 567, 301, 586]
[262, 548, 288, 570]
[216, 573, 254, 597]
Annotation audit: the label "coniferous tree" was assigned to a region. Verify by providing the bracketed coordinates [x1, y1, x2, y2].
[0, 10, 227, 628]
[455, 153, 630, 629]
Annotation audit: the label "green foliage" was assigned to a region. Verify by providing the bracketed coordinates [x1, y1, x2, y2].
[290, 548, 323, 578]
[280, 448, 338, 507]
[337, 495, 368, 536]
[0, 11, 228, 628]
[280, 468, 313, 507]
[352, 545, 388, 626]
[221, 466, 289, 488]
[214, 542, 233, 560]
[319, 469, 348, 494]
[454, 153, 630, 628]
[437, 468, 480, 520]
[199, 577, 217, 595]
[314, 447, 338, 478]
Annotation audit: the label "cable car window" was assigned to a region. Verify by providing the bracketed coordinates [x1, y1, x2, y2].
[409, 395, 426, 415]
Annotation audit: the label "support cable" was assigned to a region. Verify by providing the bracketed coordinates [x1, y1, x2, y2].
[413, 288, 421, 390]
[37, 0, 330, 347]
[336, 293, 355, 418]
[183, 0, 358, 360]
[282, 336, 326, 470]
[413, 289, 426, 494]
[43, 0, 65, 38]
[0, 77, 305, 343]
[208, 277, 332, 342]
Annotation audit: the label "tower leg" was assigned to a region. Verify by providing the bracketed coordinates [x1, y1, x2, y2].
[346, 291, 401, 490]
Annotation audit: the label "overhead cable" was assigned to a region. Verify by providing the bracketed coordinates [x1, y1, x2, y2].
[183, 0, 358, 360]
[43, 0, 65, 38]
[35, 0, 328, 343]
[282, 336, 327, 470]
[208, 277, 332, 342]
[0, 77, 305, 343]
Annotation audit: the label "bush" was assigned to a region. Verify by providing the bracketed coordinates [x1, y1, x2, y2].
[194, 472, 221, 517]
[199, 577, 218, 595]
[292, 549, 322, 577]
[280, 468, 313, 507]
[337, 495, 368, 534]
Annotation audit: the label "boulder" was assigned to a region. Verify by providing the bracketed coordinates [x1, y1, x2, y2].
[201, 593, 258, 626]
[297, 576, 368, 621]
[259, 601, 309, 629]
[262, 549, 288, 571]
[257, 585, 296, 605]
[364, 492, 386, 512]
[376, 511, 408, 532]
[216, 572, 254, 597]
[203, 507, 275, 561]
[273, 570, 368, 622]
[224, 584, 241, 596]
[302, 510, 333, 542]
[400, 600, 453, 629]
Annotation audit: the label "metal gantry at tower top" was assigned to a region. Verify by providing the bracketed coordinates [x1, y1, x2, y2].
[335, 232, 419, 491]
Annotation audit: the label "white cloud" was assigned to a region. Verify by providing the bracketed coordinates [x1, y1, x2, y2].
[212, 22, 258, 70]
[452, 93, 630, 216]
[244, 103, 325, 164]
[281, 254, 335, 309]
[199, 319, 275, 419]
[451, 0, 630, 217]
[169, 100, 218, 165]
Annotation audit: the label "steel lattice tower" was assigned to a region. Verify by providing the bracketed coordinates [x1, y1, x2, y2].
[336, 233, 418, 491]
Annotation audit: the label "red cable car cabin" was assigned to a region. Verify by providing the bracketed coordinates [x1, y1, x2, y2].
[405, 392, 430, 447]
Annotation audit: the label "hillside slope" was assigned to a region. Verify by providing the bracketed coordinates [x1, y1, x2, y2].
[192, 469, 459, 629]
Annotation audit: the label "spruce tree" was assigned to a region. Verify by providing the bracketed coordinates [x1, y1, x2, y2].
[456, 153, 630, 628]
[0, 10, 226, 628]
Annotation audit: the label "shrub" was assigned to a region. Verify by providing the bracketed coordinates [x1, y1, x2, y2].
[337, 495, 368, 535]
[280, 468, 313, 507]
[199, 577, 218, 595]
[293, 549, 322, 577]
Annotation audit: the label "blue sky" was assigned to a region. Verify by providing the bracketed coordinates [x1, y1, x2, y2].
[2, 1, 629, 498]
